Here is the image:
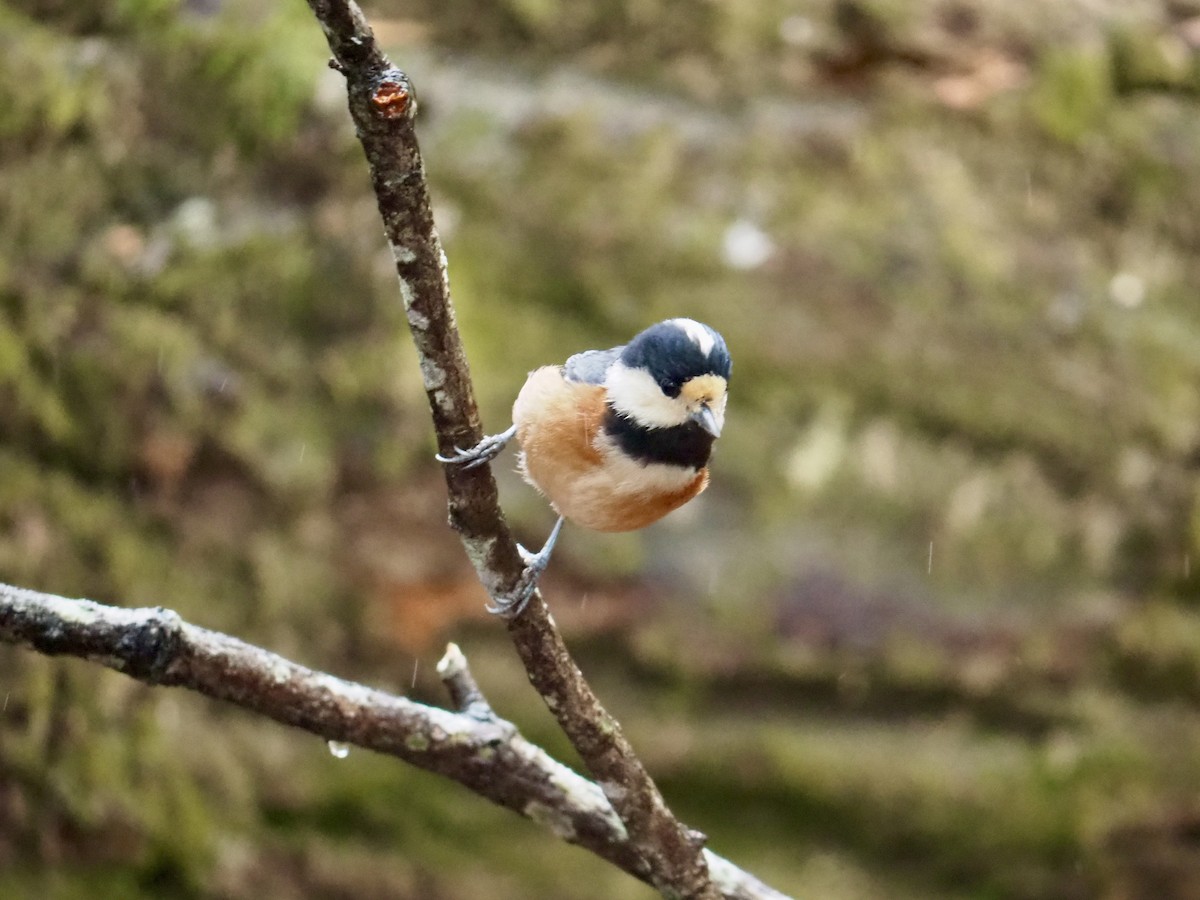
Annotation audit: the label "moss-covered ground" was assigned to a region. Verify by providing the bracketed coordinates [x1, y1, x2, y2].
[6, 0, 1200, 896]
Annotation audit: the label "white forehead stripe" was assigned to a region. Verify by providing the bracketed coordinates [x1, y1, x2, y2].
[668, 318, 715, 356]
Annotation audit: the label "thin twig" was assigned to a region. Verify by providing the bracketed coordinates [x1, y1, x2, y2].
[302, 1, 732, 896]
[436, 641, 497, 721]
[0, 583, 790, 900]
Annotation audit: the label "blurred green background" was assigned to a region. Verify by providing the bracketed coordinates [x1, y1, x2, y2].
[5, 0, 1200, 896]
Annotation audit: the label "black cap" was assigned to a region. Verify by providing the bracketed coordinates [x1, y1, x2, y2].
[620, 320, 731, 398]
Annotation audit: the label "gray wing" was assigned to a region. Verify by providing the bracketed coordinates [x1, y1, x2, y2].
[562, 346, 624, 385]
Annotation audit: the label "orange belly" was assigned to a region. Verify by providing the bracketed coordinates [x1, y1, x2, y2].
[512, 366, 708, 532]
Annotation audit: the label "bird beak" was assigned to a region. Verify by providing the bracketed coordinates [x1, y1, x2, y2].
[691, 404, 722, 438]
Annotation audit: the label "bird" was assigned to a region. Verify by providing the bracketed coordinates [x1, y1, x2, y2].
[438, 318, 731, 616]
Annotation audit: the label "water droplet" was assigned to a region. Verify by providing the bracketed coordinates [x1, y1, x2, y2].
[327, 740, 350, 759]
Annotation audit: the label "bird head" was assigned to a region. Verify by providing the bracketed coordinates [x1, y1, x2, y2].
[605, 318, 731, 437]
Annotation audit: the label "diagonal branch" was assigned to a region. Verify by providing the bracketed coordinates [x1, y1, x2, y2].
[0, 583, 789, 900]
[302, 1, 736, 896]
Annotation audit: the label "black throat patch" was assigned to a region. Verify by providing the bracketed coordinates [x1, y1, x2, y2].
[603, 405, 715, 470]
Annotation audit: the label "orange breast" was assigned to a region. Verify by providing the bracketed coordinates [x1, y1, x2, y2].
[512, 366, 708, 532]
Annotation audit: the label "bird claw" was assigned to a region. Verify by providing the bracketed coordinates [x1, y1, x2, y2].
[436, 425, 517, 469]
[487, 542, 548, 618]
[486, 517, 566, 619]
[435, 448, 490, 470]
[486, 566, 540, 618]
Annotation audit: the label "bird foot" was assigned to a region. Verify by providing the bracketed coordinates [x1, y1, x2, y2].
[436, 424, 517, 470]
[486, 517, 565, 618]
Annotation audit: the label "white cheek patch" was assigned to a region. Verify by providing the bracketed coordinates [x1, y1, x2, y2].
[605, 362, 690, 428]
[668, 318, 716, 355]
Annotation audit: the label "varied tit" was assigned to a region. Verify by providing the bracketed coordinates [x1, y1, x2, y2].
[439, 318, 731, 616]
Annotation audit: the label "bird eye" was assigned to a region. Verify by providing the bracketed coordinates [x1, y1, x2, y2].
[660, 379, 682, 398]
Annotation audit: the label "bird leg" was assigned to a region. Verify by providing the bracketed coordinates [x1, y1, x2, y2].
[436, 424, 517, 470]
[487, 516, 565, 618]
[438, 425, 561, 616]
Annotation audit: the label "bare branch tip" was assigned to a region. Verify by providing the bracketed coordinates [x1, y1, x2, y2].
[371, 70, 417, 120]
[436, 642, 503, 725]
[436, 641, 467, 678]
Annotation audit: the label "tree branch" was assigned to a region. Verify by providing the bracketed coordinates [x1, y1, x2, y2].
[300, 1, 744, 898]
[0, 583, 789, 900]
[0, 2, 789, 895]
